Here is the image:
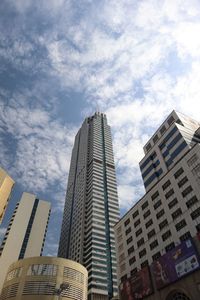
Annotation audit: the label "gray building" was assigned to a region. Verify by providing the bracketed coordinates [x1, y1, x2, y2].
[114, 111, 200, 300]
[58, 112, 120, 300]
[0, 192, 51, 293]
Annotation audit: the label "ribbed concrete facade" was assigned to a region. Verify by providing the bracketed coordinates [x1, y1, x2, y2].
[114, 111, 200, 300]
[0, 192, 51, 293]
[0, 256, 88, 300]
[0, 167, 15, 224]
[58, 112, 120, 300]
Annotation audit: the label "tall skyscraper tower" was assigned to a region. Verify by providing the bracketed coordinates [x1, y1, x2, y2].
[0, 167, 15, 224]
[0, 192, 51, 292]
[58, 112, 120, 300]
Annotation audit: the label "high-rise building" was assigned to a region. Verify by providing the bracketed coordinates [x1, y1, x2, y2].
[0, 192, 51, 292]
[1, 256, 88, 300]
[114, 111, 200, 300]
[0, 167, 15, 224]
[58, 112, 120, 300]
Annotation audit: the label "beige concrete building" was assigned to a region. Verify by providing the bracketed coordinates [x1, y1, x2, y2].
[0, 192, 51, 292]
[114, 111, 200, 300]
[0, 167, 15, 224]
[0, 256, 88, 300]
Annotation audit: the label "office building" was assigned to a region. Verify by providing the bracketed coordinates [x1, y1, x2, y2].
[0, 192, 51, 292]
[1, 256, 88, 300]
[0, 167, 15, 224]
[58, 112, 120, 300]
[114, 111, 200, 300]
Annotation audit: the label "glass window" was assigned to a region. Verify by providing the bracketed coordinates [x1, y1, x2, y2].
[182, 186, 193, 197]
[159, 219, 168, 230]
[143, 210, 151, 219]
[147, 229, 156, 239]
[152, 251, 161, 261]
[186, 196, 198, 208]
[145, 219, 153, 229]
[132, 210, 139, 219]
[125, 227, 131, 235]
[180, 231, 191, 242]
[126, 236, 133, 245]
[135, 228, 142, 237]
[162, 180, 171, 190]
[156, 209, 165, 219]
[191, 207, 200, 220]
[176, 219, 187, 231]
[129, 256, 136, 265]
[172, 208, 182, 220]
[151, 191, 159, 201]
[154, 200, 162, 209]
[27, 264, 58, 276]
[165, 189, 174, 199]
[174, 167, 184, 179]
[178, 176, 188, 188]
[168, 198, 178, 209]
[124, 219, 130, 227]
[162, 230, 171, 241]
[137, 238, 144, 248]
[142, 201, 149, 210]
[150, 240, 158, 250]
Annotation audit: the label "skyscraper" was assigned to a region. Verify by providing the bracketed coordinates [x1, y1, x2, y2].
[58, 112, 120, 300]
[114, 111, 200, 300]
[0, 167, 15, 224]
[0, 192, 51, 292]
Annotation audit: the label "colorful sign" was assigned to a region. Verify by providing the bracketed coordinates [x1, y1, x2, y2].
[120, 267, 153, 299]
[151, 239, 200, 290]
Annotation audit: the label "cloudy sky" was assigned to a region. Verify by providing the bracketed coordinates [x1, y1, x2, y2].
[1, 0, 200, 255]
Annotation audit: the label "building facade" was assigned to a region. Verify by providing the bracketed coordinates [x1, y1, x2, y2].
[0, 167, 15, 224]
[0, 192, 51, 292]
[58, 112, 120, 300]
[114, 111, 200, 300]
[0, 256, 88, 300]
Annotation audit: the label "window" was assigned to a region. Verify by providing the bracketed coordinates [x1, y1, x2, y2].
[146, 143, 152, 152]
[180, 231, 191, 241]
[27, 264, 58, 276]
[137, 238, 144, 248]
[160, 125, 166, 134]
[154, 200, 162, 209]
[124, 219, 130, 227]
[136, 228, 142, 237]
[142, 201, 149, 210]
[153, 135, 158, 143]
[187, 154, 198, 167]
[182, 186, 193, 197]
[134, 219, 141, 228]
[167, 116, 175, 125]
[156, 209, 165, 219]
[172, 208, 182, 220]
[162, 180, 171, 190]
[143, 210, 151, 219]
[125, 227, 131, 235]
[178, 176, 188, 188]
[196, 224, 200, 232]
[129, 256, 136, 265]
[131, 268, 137, 276]
[6, 268, 22, 281]
[165, 242, 175, 252]
[141, 260, 149, 268]
[191, 207, 200, 220]
[139, 248, 146, 258]
[174, 167, 184, 179]
[151, 191, 159, 201]
[152, 251, 161, 261]
[126, 236, 133, 245]
[159, 219, 168, 230]
[176, 219, 187, 231]
[121, 275, 127, 283]
[165, 189, 174, 199]
[150, 240, 158, 250]
[145, 219, 153, 228]
[132, 210, 139, 219]
[162, 230, 171, 241]
[128, 246, 134, 255]
[168, 198, 178, 209]
[147, 229, 156, 239]
[118, 244, 124, 252]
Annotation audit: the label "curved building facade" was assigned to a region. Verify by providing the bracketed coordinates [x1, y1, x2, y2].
[0, 256, 88, 300]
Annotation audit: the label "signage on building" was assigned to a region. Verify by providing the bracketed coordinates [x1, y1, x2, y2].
[120, 266, 153, 299]
[151, 239, 200, 290]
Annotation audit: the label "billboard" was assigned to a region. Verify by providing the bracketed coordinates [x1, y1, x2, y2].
[120, 266, 153, 300]
[151, 239, 200, 290]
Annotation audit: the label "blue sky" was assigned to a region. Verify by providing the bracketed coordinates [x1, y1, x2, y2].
[1, 0, 200, 255]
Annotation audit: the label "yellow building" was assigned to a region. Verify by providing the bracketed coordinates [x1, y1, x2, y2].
[0, 256, 88, 300]
[0, 167, 15, 224]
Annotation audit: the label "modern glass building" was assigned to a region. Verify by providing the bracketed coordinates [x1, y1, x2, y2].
[58, 112, 120, 300]
[0, 192, 51, 293]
